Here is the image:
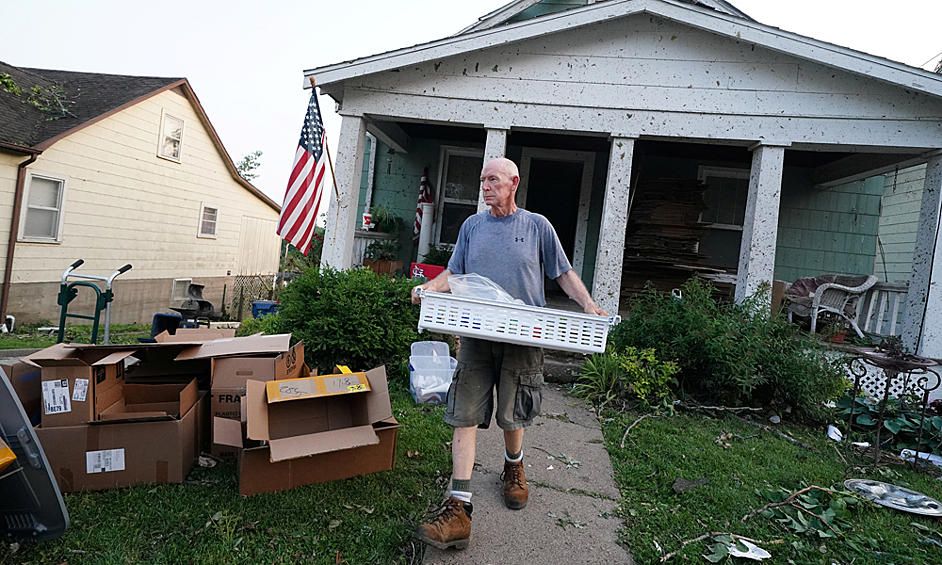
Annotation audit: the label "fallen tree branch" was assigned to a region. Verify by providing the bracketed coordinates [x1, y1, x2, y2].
[675, 402, 763, 414]
[740, 485, 834, 523]
[734, 416, 816, 452]
[621, 414, 656, 448]
[659, 531, 779, 562]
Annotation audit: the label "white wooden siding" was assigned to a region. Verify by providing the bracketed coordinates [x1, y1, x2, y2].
[874, 165, 926, 283]
[0, 152, 21, 283]
[237, 216, 280, 276]
[11, 89, 280, 283]
[341, 15, 942, 149]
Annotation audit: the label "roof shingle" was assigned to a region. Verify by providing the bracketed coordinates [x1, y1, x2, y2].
[0, 61, 180, 149]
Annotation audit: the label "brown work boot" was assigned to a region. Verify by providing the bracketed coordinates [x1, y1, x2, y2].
[413, 496, 472, 550]
[501, 459, 529, 509]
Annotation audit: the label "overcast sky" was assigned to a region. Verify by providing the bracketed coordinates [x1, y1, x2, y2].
[2, 0, 940, 206]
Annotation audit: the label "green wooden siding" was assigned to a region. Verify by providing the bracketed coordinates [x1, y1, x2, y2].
[774, 173, 882, 283]
[874, 165, 926, 283]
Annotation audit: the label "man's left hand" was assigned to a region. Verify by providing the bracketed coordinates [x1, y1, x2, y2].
[585, 304, 609, 317]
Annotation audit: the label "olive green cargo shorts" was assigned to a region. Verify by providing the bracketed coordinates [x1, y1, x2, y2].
[444, 337, 544, 431]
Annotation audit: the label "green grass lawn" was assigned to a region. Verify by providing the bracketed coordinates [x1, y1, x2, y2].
[606, 408, 942, 564]
[3, 380, 454, 565]
[0, 324, 164, 350]
[5, 375, 942, 564]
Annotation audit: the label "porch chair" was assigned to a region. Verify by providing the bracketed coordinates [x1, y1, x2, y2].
[786, 274, 878, 338]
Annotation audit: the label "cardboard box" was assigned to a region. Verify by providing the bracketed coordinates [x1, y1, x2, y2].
[193, 337, 304, 458]
[214, 366, 397, 495]
[2, 360, 42, 425]
[99, 380, 198, 422]
[25, 344, 131, 428]
[153, 328, 237, 343]
[35, 392, 207, 493]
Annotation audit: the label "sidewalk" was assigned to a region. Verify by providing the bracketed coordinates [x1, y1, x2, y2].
[422, 384, 634, 565]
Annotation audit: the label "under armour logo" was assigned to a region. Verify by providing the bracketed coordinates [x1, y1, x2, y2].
[515, 237, 525, 242]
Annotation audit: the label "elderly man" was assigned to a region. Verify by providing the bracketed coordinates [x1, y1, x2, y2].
[411, 157, 607, 550]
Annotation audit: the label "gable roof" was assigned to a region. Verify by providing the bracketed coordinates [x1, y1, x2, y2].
[457, 0, 751, 34]
[0, 61, 279, 211]
[307, 0, 942, 103]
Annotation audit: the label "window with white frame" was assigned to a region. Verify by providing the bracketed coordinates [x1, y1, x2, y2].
[436, 147, 484, 245]
[171, 278, 193, 301]
[158, 109, 185, 162]
[20, 171, 68, 243]
[697, 166, 751, 270]
[198, 203, 218, 238]
[698, 166, 750, 229]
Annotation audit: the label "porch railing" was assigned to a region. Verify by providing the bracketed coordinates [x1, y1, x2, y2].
[855, 281, 909, 338]
[352, 230, 397, 267]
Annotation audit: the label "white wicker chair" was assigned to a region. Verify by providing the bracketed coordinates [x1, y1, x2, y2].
[786, 274, 878, 338]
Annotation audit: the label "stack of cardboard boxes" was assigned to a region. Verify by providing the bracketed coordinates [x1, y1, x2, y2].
[12, 329, 398, 495]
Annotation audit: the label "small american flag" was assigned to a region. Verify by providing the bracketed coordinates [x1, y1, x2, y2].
[413, 167, 434, 243]
[277, 91, 328, 255]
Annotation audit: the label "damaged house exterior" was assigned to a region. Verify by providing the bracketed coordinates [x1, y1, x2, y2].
[307, 0, 942, 356]
[0, 62, 282, 326]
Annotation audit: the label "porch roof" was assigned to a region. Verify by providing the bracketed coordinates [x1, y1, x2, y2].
[306, 0, 942, 104]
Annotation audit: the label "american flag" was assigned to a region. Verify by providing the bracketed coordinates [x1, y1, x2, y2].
[277, 91, 328, 255]
[413, 167, 434, 243]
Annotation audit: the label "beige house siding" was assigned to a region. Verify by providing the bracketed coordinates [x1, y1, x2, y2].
[7, 88, 280, 324]
[0, 151, 23, 285]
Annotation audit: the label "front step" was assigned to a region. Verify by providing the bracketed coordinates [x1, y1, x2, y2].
[543, 351, 588, 384]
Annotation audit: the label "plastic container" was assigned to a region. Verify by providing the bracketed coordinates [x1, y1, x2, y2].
[416, 290, 620, 354]
[251, 300, 279, 318]
[409, 341, 456, 404]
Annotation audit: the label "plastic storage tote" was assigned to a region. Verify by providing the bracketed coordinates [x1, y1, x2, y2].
[409, 341, 456, 404]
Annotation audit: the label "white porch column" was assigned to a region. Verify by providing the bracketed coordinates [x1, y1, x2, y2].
[735, 143, 787, 304]
[901, 153, 942, 356]
[322, 114, 366, 270]
[477, 127, 508, 213]
[591, 136, 635, 315]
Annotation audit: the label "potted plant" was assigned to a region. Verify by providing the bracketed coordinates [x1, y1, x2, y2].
[367, 204, 405, 234]
[363, 239, 403, 276]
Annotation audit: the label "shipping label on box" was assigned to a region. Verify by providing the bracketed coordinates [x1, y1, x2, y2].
[86, 449, 126, 474]
[266, 372, 369, 403]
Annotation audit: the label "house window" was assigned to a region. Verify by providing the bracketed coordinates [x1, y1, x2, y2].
[697, 167, 751, 270]
[171, 278, 193, 301]
[20, 171, 68, 243]
[436, 147, 484, 245]
[158, 109, 185, 162]
[198, 203, 218, 238]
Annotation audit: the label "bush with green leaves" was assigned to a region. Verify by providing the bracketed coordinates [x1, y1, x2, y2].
[608, 278, 848, 413]
[573, 346, 679, 409]
[421, 244, 453, 267]
[268, 266, 423, 374]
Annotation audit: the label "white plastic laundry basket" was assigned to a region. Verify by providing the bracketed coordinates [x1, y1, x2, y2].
[416, 290, 620, 354]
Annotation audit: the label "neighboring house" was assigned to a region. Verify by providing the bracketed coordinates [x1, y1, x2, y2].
[0, 61, 281, 326]
[307, 0, 942, 356]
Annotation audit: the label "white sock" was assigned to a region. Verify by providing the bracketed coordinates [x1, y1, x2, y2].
[505, 451, 523, 463]
[450, 490, 472, 503]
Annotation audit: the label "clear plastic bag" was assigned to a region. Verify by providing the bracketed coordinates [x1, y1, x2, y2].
[448, 273, 523, 304]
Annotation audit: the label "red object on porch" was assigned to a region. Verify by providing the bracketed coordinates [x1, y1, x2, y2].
[410, 263, 445, 280]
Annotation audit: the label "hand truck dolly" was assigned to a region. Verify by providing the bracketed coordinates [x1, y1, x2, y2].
[56, 260, 132, 345]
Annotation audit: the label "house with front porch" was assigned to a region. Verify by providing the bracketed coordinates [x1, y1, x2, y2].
[306, 0, 942, 357]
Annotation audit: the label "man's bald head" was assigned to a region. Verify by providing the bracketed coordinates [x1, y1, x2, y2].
[484, 157, 519, 179]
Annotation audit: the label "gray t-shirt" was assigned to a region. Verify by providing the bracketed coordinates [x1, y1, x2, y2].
[447, 209, 572, 307]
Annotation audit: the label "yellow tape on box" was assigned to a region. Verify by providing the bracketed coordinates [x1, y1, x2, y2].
[266, 372, 370, 403]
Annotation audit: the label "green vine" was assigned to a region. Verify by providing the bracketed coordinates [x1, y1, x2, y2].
[0, 73, 21, 96]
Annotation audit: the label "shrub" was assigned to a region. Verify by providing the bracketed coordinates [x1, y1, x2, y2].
[236, 312, 283, 337]
[422, 244, 453, 267]
[609, 279, 848, 413]
[573, 346, 679, 409]
[275, 266, 424, 374]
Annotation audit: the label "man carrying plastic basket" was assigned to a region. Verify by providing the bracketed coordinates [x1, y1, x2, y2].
[410, 157, 608, 550]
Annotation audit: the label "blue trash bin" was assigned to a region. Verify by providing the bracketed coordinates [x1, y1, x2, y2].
[252, 300, 278, 318]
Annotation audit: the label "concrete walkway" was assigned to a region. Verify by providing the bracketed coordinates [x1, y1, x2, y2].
[422, 384, 634, 565]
